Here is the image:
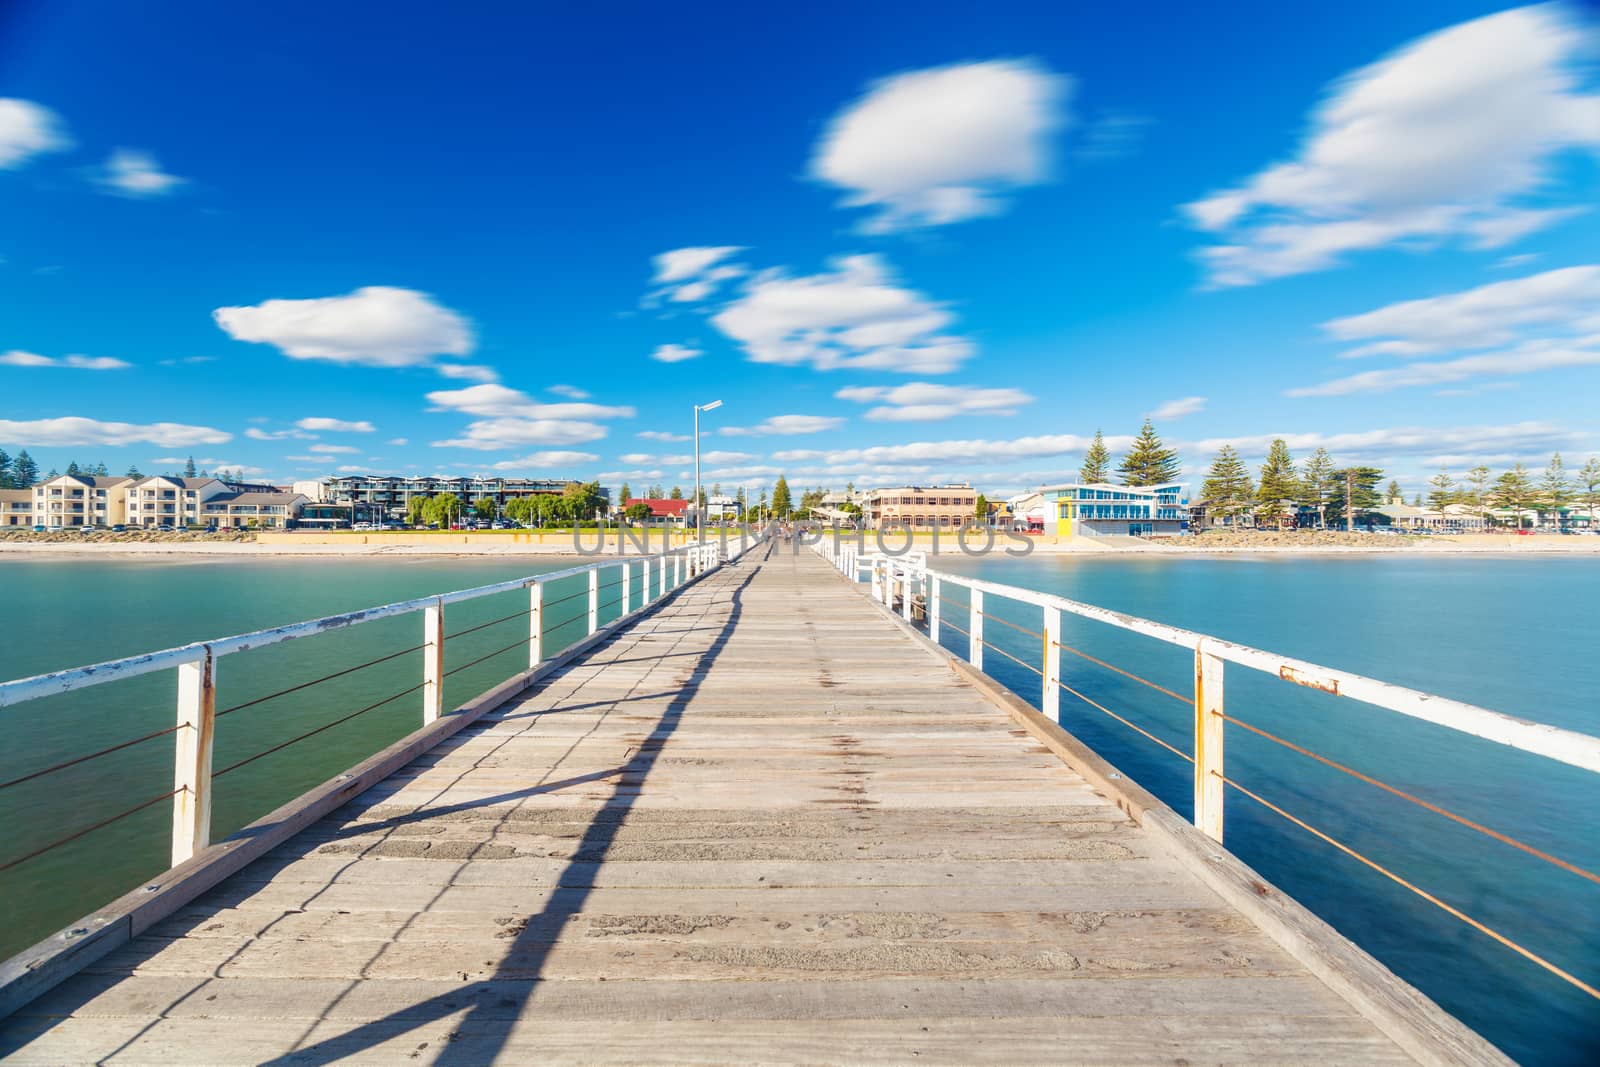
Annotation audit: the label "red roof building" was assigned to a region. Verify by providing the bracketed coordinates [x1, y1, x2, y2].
[623, 498, 689, 520]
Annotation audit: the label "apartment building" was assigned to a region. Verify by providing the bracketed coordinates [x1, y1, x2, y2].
[201, 491, 309, 529]
[323, 475, 606, 520]
[31, 474, 135, 528]
[0, 488, 34, 527]
[813, 489, 867, 525]
[1041, 482, 1189, 538]
[866, 484, 979, 530]
[123, 476, 233, 527]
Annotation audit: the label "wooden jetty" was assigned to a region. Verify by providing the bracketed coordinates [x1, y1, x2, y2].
[0, 544, 1505, 1064]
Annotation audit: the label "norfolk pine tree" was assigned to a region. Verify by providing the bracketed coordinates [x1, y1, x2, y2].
[1490, 466, 1536, 529]
[1298, 448, 1336, 529]
[1116, 420, 1180, 487]
[1542, 453, 1572, 526]
[1256, 439, 1299, 527]
[1201, 446, 1254, 526]
[771, 476, 792, 518]
[1427, 470, 1455, 512]
[1578, 457, 1600, 525]
[1079, 430, 1111, 483]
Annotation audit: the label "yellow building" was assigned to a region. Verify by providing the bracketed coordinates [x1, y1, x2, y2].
[31, 474, 133, 528]
[867, 484, 979, 530]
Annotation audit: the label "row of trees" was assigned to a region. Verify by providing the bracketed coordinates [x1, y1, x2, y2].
[1425, 454, 1600, 526]
[403, 481, 609, 527]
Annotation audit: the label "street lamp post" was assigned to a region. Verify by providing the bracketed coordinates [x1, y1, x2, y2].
[694, 399, 723, 544]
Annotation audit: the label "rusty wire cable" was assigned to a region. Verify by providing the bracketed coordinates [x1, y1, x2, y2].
[1055, 678, 1194, 764]
[982, 612, 1045, 640]
[1054, 640, 1190, 705]
[981, 637, 1044, 677]
[1218, 712, 1600, 888]
[213, 679, 427, 779]
[443, 637, 531, 679]
[0, 786, 181, 874]
[1215, 769, 1600, 1002]
[216, 642, 427, 719]
[0, 723, 184, 794]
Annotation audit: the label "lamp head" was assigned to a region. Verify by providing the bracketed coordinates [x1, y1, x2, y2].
[699, 399, 723, 412]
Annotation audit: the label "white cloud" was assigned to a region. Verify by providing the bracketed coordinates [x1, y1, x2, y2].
[548, 384, 590, 399]
[309, 443, 360, 454]
[0, 98, 71, 169]
[652, 246, 744, 284]
[1288, 338, 1600, 397]
[434, 363, 499, 383]
[487, 450, 600, 470]
[387, 437, 409, 446]
[812, 60, 1069, 232]
[1294, 266, 1600, 395]
[1323, 266, 1600, 353]
[151, 458, 268, 476]
[0, 350, 130, 370]
[1150, 396, 1207, 420]
[214, 286, 474, 368]
[424, 384, 632, 451]
[711, 255, 973, 374]
[650, 343, 702, 363]
[296, 417, 375, 433]
[777, 433, 1110, 468]
[1191, 422, 1586, 468]
[836, 382, 1033, 421]
[621, 450, 754, 466]
[245, 427, 314, 441]
[0, 417, 230, 448]
[720, 414, 844, 437]
[1184, 6, 1600, 286]
[637, 430, 690, 442]
[94, 148, 186, 198]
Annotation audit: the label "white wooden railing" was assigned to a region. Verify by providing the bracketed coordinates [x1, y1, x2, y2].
[0, 541, 731, 873]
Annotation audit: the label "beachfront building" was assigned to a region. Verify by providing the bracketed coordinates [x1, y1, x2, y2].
[123, 475, 232, 528]
[1006, 491, 1044, 531]
[201, 491, 309, 529]
[812, 489, 867, 526]
[866, 485, 979, 530]
[323, 475, 606, 522]
[0, 488, 34, 527]
[1040, 482, 1189, 538]
[623, 498, 689, 526]
[31, 474, 135, 528]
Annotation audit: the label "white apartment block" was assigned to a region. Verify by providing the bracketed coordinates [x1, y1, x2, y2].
[123, 476, 231, 527]
[31, 474, 134, 528]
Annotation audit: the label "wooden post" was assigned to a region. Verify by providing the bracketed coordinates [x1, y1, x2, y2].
[423, 598, 444, 724]
[1194, 641, 1225, 843]
[930, 575, 942, 642]
[528, 582, 543, 668]
[621, 561, 631, 615]
[587, 568, 599, 634]
[171, 649, 216, 867]
[969, 587, 984, 670]
[1043, 606, 1061, 722]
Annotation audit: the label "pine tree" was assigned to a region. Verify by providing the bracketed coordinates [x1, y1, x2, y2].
[183, 456, 198, 478]
[1385, 479, 1402, 504]
[1298, 448, 1336, 528]
[669, 486, 683, 500]
[1491, 465, 1536, 529]
[1578, 457, 1600, 527]
[1116, 420, 1179, 487]
[1201, 446, 1254, 526]
[93, 462, 109, 476]
[1542, 452, 1572, 526]
[619, 482, 632, 504]
[66, 461, 82, 477]
[1255, 439, 1299, 526]
[1330, 467, 1383, 529]
[125, 464, 143, 479]
[1079, 429, 1111, 484]
[14, 451, 40, 488]
[1427, 470, 1454, 512]
[771, 475, 792, 518]
[0, 448, 11, 489]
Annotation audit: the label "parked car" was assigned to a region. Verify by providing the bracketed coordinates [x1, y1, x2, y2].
[155, 523, 176, 532]
[47, 525, 64, 532]
[111, 524, 127, 532]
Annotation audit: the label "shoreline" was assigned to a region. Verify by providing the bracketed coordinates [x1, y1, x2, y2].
[2, 535, 1598, 560]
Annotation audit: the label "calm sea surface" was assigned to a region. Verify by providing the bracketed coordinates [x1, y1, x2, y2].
[1, 554, 1597, 1063]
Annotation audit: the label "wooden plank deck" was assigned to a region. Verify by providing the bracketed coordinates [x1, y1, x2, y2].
[0, 545, 1422, 1064]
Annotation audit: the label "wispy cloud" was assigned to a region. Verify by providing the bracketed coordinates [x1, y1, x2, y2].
[297, 417, 375, 433]
[0, 350, 130, 370]
[1150, 396, 1206, 420]
[0, 98, 72, 168]
[214, 286, 475, 369]
[1183, 6, 1600, 286]
[650, 343, 702, 363]
[835, 382, 1033, 421]
[93, 148, 186, 198]
[720, 415, 844, 437]
[0, 417, 230, 448]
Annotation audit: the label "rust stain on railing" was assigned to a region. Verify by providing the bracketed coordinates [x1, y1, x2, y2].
[1278, 664, 1339, 695]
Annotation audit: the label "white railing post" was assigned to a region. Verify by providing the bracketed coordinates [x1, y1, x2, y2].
[528, 582, 543, 668]
[1194, 640, 1225, 843]
[658, 555, 666, 598]
[622, 560, 631, 615]
[423, 597, 444, 724]
[171, 648, 216, 867]
[588, 567, 599, 634]
[969, 587, 984, 670]
[930, 575, 942, 642]
[901, 564, 913, 621]
[1043, 606, 1061, 722]
[674, 551, 682, 588]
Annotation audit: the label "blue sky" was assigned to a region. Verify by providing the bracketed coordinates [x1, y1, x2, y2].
[2, 0, 1598, 497]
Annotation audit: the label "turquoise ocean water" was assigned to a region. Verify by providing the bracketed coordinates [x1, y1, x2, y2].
[0, 553, 1595, 1063]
